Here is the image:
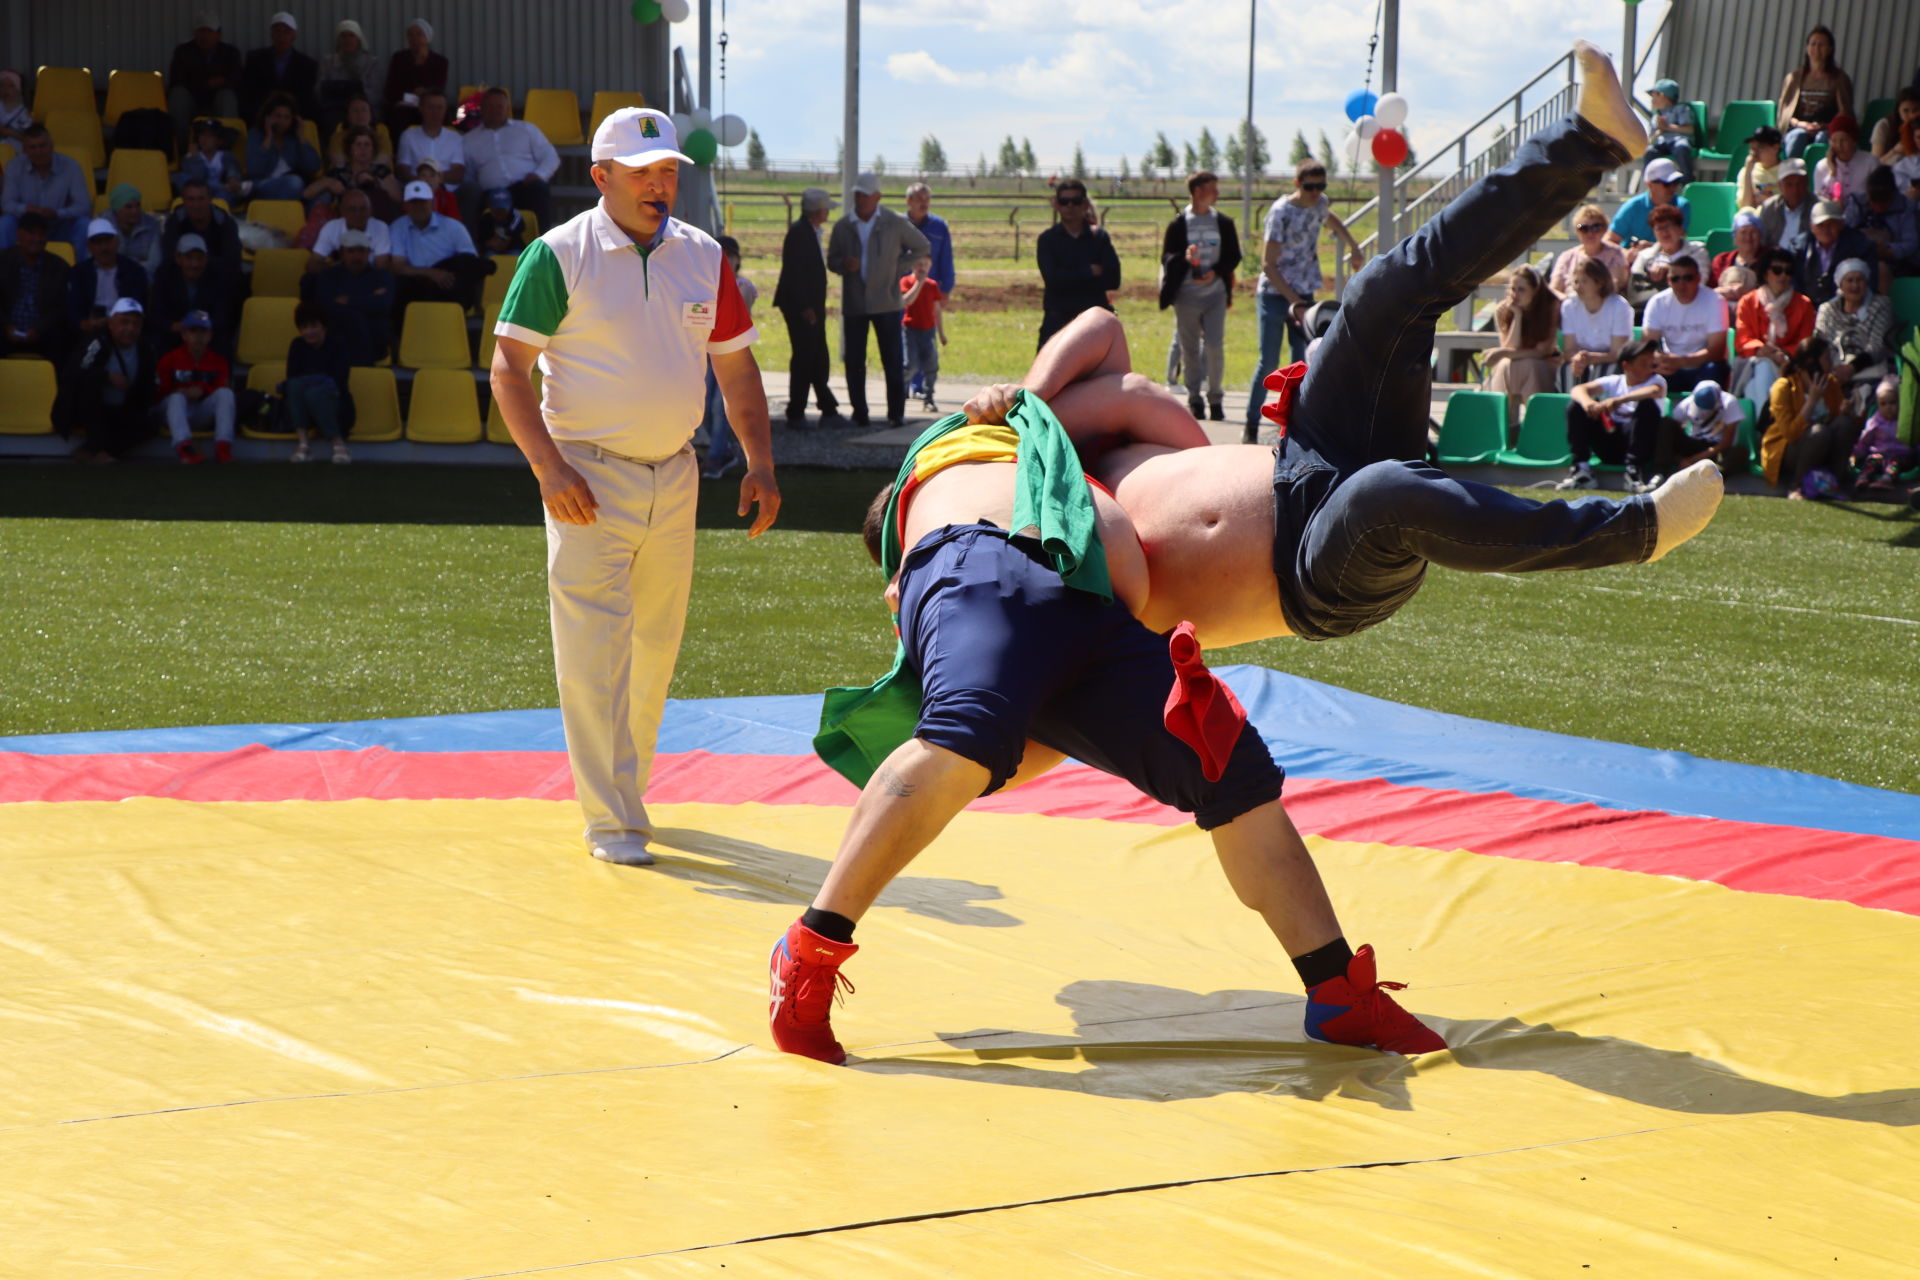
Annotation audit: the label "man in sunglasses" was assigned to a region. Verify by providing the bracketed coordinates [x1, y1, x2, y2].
[1035, 178, 1121, 350]
[1642, 252, 1731, 396]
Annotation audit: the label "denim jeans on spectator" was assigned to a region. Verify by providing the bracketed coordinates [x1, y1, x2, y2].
[1661, 359, 1729, 397]
[285, 373, 344, 438]
[901, 325, 939, 400]
[1647, 137, 1695, 181]
[701, 365, 739, 476]
[250, 174, 307, 201]
[1245, 290, 1311, 435]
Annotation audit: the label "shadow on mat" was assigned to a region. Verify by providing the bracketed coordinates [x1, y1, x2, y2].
[855, 979, 1920, 1124]
[647, 826, 1022, 928]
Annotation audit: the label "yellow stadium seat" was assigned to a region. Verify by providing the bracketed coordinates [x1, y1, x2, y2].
[0, 359, 59, 434]
[485, 366, 539, 444]
[215, 116, 247, 167]
[588, 91, 647, 140]
[0, 141, 16, 169]
[244, 198, 306, 242]
[103, 70, 165, 127]
[241, 361, 292, 438]
[46, 241, 75, 266]
[236, 296, 299, 366]
[169, 195, 232, 213]
[348, 366, 403, 442]
[55, 147, 97, 197]
[47, 107, 105, 170]
[31, 66, 95, 123]
[298, 118, 321, 155]
[406, 367, 483, 443]
[517, 208, 540, 240]
[477, 303, 502, 370]
[249, 248, 309, 298]
[522, 89, 584, 146]
[397, 301, 472, 369]
[482, 254, 519, 307]
[105, 148, 172, 212]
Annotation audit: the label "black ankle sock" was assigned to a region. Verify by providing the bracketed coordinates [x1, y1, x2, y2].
[801, 908, 857, 944]
[1292, 937, 1355, 989]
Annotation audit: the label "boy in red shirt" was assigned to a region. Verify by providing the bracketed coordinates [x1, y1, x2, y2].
[898, 256, 946, 413]
[156, 310, 235, 463]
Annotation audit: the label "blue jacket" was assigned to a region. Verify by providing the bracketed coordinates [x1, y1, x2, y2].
[909, 212, 956, 296]
[244, 129, 320, 185]
[66, 258, 150, 328]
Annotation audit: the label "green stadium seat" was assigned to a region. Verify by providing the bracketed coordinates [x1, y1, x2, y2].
[236, 296, 298, 366]
[1696, 100, 1776, 174]
[1862, 97, 1897, 145]
[588, 92, 647, 139]
[398, 301, 472, 369]
[1496, 393, 1574, 467]
[1802, 141, 1828, 169]
[1434, 390, 1506, 465]
[103, 70, 165, 128]
[1704, 228, 1734, 258]
[105, 148, 172, 213]
[1891, 279, 1920, 329]
[1686, 182, 1738, 237]
[248, 248, 309, 298]
[406, 368, 483, 443]
[31, 66, 95, 123]
[522, 89, 584, 146]
[0, 358, 58, 434]
[348, 367, 403, 442]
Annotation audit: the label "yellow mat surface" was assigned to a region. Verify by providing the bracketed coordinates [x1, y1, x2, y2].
[4, 798, 1916, 1277]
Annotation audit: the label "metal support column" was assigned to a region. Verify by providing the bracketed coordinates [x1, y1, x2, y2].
[842, 0, 858, 213]
[1375, 0, 1399, 250]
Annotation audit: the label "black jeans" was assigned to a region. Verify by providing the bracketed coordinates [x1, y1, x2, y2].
[782, 305, 837, 418]
[843, 310, 905, 424]
[395, 253, 489, 315]
[1565, 397, 1662, 477]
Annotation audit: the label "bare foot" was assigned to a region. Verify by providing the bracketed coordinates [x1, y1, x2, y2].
[1574, 40, 1647, 157]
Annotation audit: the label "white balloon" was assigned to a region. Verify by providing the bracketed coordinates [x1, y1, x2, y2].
[713, 113, 748, 147]
[670, 112, 692, 137]
[1375, 92, 1409, 129]
[1343, 129, 1364, 167]
[661, 0, 692, 21]
[689, 107, 713, 131]
[1355, 113, 1380, 141]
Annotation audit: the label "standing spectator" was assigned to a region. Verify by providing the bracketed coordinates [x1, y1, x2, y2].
[388, 179, 487, 314]
[701, 234, 757, 477]
[308, 125, 400, 222]
[1159, 169, 1241, 421]
[1778, 25, 1854, 160]
[1793, 200, 1875, 307]
[772, 186, 839, 426]
[1549, 203, 1629, 298]
[1846, 166, 1918, 294]
[1814, 258, 1893, 389]
[1608, 157, 1690, 251]
[58, 298, 156, 463]
[828, 171, 928, 427]
[308, 187, 392, 269]
[148, 233, 235, 358]
[382, 19, 448, 133]
[1738, 126, 1785, 210]
[488, 107, 779, 867]
[1245, 157, 1364, 442]
[240, 11, 320, 123]
[1813, 116, 1873, 204]
[1670, 379, 1749, 474]
[107, 184, 165, 279]
[1850, 377, 1914, 488]
[0, 212, 71, 361]
[283, 300, 355, 463]
[1762, 336, 1857, 492]
[460, 88, 558, 232]
[1644, 77, 1697, 180]
[0, 69, 32, 143]
[1869, 89, 1920, 168]
[472, 189, 528, 255]
[898, 255, 946, 415]
[166, 13, 242, 146]
[396, 89, 465, 194]
[161, 178, 244, 285]
[1734, 247, 1815, 406]
[68, 218, 149, 339]
[1642, 253, 1730, 396]
[1710, 211, 1768, 299]
[1557, 336, 1668, 491]
[0, 124, 91, 252]
[156, 310, 235, 464]
[316, 20, 380, 139]
[902, 181, 952, 400]
[1558, 256, 1633, 385]
[304, 228, 394, 364]
[176, 117, 246, 199]
[1626, 203, 1710, 312]
[1759, 159, 1814, 249]
[1484, 264, 1561, 424]
[1035, 177, 1121, 349]
[244, 92, 321, 202]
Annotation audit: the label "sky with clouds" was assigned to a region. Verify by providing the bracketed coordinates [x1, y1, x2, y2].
[699, 0, 1670, 175]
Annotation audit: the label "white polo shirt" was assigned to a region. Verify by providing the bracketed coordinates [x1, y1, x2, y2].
[495, 204, 757, 457]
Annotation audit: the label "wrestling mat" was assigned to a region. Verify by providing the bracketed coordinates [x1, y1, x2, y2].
[4, 667, 1917, 1278]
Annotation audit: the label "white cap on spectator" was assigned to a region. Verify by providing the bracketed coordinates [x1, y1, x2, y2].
[176, 233, 208, 254]
[412, 155, 443, 173]
[593, 107, 693, 166]
[86, 217, 118, 241]
[1643, 157, 1684, 185]
[110, 297, 143, 316]
[1835, 257, 1872, 282]
[852, 171, 881, 195]
[336, 19, 363, 40]
[403, 179, 434, 202]
[338, 228, 373, 248]
[1777, 158, 1807, 179]
[800, 187, 837, 213]
[194, 11, 222, 31]
[407, 17, 433, 41]
[269, 11, 297, 32]
[1812, 200, 1845, 224]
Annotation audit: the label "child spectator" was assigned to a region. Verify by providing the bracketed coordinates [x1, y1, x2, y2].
[1645, 78, 1697, 180]
[1558, 336, 1670, 492]
[177, 118, 246, 200]
[283, 300, 355, 464]
[1850, 377, 1913, 488]
[413, 157, 460, 220]
[899, 255, 946, 414]
[472, 189, 527, 256]
[1869, 89, 1920, 166]
[1738, 126, 1784, 210]
[700, 236, 757, 479]
[1670, 378, 1748, 473]
[156, 310, 235, 464]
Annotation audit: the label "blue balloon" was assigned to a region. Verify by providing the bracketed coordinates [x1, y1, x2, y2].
[1344, 89, 1378, 122]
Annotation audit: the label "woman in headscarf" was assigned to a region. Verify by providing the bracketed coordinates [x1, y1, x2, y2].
[382, 18, 449, 133]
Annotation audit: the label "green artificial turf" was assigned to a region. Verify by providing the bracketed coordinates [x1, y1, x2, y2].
[3, 464, 1916, 793]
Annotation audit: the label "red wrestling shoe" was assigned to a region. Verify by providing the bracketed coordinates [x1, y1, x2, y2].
[769, 920, 859, 1064]
[1304, 944, 1447, 1055]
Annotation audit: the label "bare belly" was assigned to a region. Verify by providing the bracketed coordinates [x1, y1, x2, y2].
[899, 461, 1151, 616]
[1096, 444, 1293, 647]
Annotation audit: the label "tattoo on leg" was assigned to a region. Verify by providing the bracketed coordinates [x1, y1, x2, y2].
[875, 764, 917, 797]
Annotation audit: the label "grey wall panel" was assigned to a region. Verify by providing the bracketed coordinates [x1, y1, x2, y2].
[18, 0, 670, 112]
[1665, 0, 1920, 128]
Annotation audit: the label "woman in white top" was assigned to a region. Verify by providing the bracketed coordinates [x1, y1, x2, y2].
[1558, 256, 1634, 386]
[1484, 265, 1561, 426]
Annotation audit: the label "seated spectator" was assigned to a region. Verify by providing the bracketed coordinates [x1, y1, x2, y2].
[326, 92, 393, 168]
[1644, 78, 1697, 180]
[1759, 159, 1814, 249]
[0, 124, 91, 253]
[388, 179, 488, 314]
[317, 21, 381, 139]
[1734, 247, 1815, 405]
[148, 233, 236, 359]
[1558, 256, 1633, 384]
[177, 117, 247, 199]
[166, 13, 242, 146]
[471, 188, 527, 256]
[411, 156, 460, 219]
[1556, 336, 1668, 492]
[459, 88, 558, 231]
[1793, 200, 1876, 307]
[1738, 125, 1785, 210]
[303, 228, 394, 363]
[1762, 335, 1859, 493]
[396, 89, 465, 194]
[161, 179, 244, 287]
[1484, 264, 1560, 425]
[1813, 116, 1873, 203]
[1778, 24, 1854, 160]
[1643, 253, 1730, 396]
[68, 218, 150, 339]
[1669, 379, 1749, 474]
[1716, 263, 1759, 309]
[307, 188, 393, 271]
[244, 92, 322, 203]
[1846, 165, 1918, 294]
[57, 298, 156, 463]
[307, 125, 401, 222]
[382, 18, 449, 133]
[1849, 377, 1913, 489]
[282, 300, 356, 464]
[1607, 157, 1689, 252]
[107, 184, 166, 279]
[240, 11, 320, 122]
[1549, 202, 1629, 298]
[1712, 212, 1768, 293]
[156, 310, 235, 464]
[1814, 257, 1894, 388]
[0, 68, 33, 143]
[1869, 88, 1920, 166]
[0, 212, 72, 361]
[1626, 204, 1710, 312]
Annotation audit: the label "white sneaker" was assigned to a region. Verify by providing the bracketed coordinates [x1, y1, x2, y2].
[1555, 467, 1595, 490]
[590, 839, 655, 867]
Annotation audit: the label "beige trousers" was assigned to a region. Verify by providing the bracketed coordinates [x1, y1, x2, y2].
[545, 439, 699, 850]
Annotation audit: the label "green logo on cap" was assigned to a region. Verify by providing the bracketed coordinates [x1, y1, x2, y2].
[641, 117, 660, 139]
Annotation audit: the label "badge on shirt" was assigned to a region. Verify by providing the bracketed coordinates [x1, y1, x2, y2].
[682, 300, 716, 330]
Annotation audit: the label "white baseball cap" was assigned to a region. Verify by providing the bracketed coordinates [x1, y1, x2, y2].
[403, 179, 434, 202]
[852, 171, 881, 195]
[270, 11, 297, 31]
[86, 217, 119, 241]
[175, 233, 209, 254]
[110, 297, 144, 316]
[1643, 157, 1684, 185]
[592, 108, 693, 166]
[1776, 158, 1808, 179]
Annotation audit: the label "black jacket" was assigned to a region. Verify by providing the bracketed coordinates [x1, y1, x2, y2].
[1158, 208, 1243, 310]
[240, 45, 319, 121]
[772, 216, 829, 314]
[167, 38, 244, 108]
[148, 261, 237, 356]
[1036, 222, 1121, 341]
[56, 333, 156, 433]
[1793, 226, 1877, 307]
[0, 247, 70, 343]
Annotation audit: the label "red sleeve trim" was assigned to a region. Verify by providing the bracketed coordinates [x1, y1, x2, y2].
[710, 252, 752, 345]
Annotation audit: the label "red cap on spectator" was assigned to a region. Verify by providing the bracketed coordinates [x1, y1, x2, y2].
[1828, 114, 1859, 138]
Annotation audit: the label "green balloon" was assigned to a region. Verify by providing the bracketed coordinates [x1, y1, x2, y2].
[630, 0, 662, 21]
[684, 127, 718, 166]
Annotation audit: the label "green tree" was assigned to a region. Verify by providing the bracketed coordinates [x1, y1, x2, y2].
[1019, 137, 1036, 174]
[1289, 129, 1311, 166]
[1071, 142, 1087, 180]
[1317, 129, 1336, 170]
[1224, 130, 1243, 176]
[1118, 154, 1131, 181]
[1196, 126, 1219, 171]
[1182, 139, 1197, 172]
[745, 128, 766, 171]
[873, 154, 886, 176]
[976, 152, 988, 178]
[1149, 131, 1175, 174]
[1237, 121, 1269, 177]
[918, 134, 948, 176]
[998, 135, 1021, 176]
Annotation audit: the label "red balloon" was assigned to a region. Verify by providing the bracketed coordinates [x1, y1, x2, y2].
[1371, 127, 1409, 167]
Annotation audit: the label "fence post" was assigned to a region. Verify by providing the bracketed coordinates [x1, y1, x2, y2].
[1009, 207, 1021, 261]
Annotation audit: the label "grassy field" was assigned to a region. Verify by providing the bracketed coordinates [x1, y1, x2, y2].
[4, 464, 1916, 795]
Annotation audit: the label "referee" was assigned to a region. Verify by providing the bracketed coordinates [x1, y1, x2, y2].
[490, 108, 780, 867]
